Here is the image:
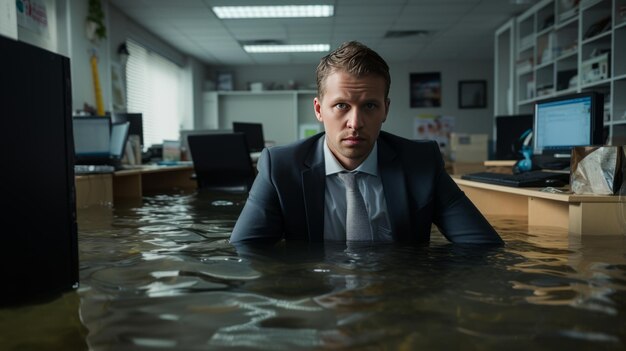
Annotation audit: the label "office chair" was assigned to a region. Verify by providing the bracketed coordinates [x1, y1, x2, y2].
[187, 133, 256, 193]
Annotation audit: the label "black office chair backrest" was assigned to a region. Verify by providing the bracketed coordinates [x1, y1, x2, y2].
[187, 133, 256, 193]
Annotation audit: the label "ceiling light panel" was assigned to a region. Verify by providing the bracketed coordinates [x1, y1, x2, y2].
[213, 5, 334, 19]
[243, 44, 330, 53]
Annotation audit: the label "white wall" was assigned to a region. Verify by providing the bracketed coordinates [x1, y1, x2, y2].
[216, 58, 495, 140]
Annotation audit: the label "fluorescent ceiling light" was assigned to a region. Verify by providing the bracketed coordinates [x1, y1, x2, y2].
[213, 5, 334, 19]
[243, 44, 330, 53]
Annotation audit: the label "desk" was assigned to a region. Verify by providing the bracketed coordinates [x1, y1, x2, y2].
[75, 165, 196, 207]
[454, 177, 625, 236]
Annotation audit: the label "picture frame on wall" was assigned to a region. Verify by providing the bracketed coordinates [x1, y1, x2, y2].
[410, 72, 442, 108]
[216, 71, 234, 91]
[458, 80, 487, 109]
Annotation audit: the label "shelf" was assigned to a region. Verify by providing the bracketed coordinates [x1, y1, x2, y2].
[498, 0, 623, 140]
[581, 30, 612, 45]
[554, 87, 578, 95]
[535, 60, 554, 70]
[518, 98, 536, 106]
[556, 16, 578, 29]
[537, 26, 555, 36]
[581, 78, 611, 89]
[216, 90, 316, 96]
[580, 0, 604, 11]
[555, 50, 577, 61]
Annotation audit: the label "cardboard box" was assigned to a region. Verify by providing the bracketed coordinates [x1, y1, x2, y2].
[450, 133, 488, 162]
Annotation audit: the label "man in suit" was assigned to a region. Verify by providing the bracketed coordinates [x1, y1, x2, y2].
[230, 41, 503, 245]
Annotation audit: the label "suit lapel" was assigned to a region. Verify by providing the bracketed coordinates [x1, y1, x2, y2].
[378, 138, 410, 240]
[302, 137, 326, 242]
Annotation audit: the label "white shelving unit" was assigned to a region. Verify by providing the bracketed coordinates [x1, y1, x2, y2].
[494, 0, 626, 145]
[202, 90, 318, 146]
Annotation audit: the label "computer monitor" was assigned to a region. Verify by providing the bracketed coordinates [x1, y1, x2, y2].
[110, 122, 130, 161]
[532, 92, 604, 168]
[2, 35, 78, 303]
[495, 114, 533, 160]
[179, 129, 232, 161]
[73, 116, 111, 164]
[233, 122, 265, 152]
[112, 112, 143, 149]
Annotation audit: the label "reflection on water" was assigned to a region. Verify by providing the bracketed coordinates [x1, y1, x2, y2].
[1, 191, 625, 350]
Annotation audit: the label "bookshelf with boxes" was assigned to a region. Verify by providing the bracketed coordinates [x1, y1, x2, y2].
[495, 0, 626, 145]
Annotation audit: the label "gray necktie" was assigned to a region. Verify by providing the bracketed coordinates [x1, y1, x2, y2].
[338, 172, 372, 241]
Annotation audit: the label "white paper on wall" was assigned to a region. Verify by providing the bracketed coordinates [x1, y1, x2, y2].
[0, 0, 18, 39]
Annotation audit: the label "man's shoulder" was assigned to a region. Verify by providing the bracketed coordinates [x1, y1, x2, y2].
[262, 132, 324, 169]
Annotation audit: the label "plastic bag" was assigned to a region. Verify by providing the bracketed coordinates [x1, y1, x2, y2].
[570, 146, 625, 195]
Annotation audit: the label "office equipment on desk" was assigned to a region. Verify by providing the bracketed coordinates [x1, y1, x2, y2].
[187, 133, 256, 193]
[73, 117, 130, 171]
[73, 116, 111, 163]
[233, 122, 265, 152]
[449, 133, 488, 162]
[494, 114, 533, 160]
[74, 164, 116, 174]
[461, 170, 569, 188]
[2, 35, 78, 304]
[532, 91, 604, 170]
[162, 139, 181, 162]
[111, 112, 143, 149]
[179, 128, 232, 161]
[112, 112, 143, 163]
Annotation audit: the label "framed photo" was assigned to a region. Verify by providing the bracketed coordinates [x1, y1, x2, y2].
[216, 71, 234, 91]
[410, 72, 441, 108]
[458, 80, 487, 108]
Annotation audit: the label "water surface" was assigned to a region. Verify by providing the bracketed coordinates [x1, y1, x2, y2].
[1, 191, 625, 350]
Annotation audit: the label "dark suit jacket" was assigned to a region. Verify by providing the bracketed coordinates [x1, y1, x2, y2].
[230, 131, 503, 245]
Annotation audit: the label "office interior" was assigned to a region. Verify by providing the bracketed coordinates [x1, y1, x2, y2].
[3, 1, 626, 348]
[9, 0, 512, 149]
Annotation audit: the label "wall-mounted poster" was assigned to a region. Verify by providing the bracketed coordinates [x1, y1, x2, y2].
[410, 72, 441, 108]
[458, 80, 487, 108]
[216, 71, 234, 91]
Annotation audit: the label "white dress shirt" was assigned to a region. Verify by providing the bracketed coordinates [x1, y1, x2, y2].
[322, 136, 393, 241]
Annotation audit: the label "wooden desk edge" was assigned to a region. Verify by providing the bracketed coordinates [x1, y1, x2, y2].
[453, 177, 623, 203]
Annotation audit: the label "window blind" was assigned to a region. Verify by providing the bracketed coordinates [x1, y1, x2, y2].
[125, 39, 182, 150]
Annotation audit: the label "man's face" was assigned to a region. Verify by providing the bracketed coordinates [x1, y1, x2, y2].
[314, 70, 389, 171]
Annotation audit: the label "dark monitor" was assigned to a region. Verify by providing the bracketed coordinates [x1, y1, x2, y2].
[495, 114, 533, 160]
[532, 92, 604, 168]
[233, 122, 265, 152]
[179, 129, 232, 161]
[2, 35, 78, 304]
[112, 112, 143, 149]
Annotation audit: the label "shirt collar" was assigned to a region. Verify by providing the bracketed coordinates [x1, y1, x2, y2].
[323, 135, 378, 177]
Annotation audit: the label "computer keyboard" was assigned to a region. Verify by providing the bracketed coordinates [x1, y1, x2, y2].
[461, 171, 569, 188]
[74, 164, 115, 175]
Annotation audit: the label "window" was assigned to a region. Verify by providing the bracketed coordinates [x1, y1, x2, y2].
[125, 39, 183, 150]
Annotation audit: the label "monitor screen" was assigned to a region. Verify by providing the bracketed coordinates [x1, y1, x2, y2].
[179, 129, 232, 161]
[112, 113, 143, 149]
[233, 122, 265, 152]
[495, 114, 533, 160]
[110, 122, 130, 159]
[73, 116, 111, 158]
[532, 92, 603, 158]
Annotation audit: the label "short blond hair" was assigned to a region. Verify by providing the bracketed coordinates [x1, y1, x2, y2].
[316, 41, 390, 100]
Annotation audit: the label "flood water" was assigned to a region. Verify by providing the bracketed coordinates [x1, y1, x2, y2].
[1, 190, 625, 350]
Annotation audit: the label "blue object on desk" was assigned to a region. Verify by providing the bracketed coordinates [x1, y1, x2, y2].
[157, 160, 193, 166]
